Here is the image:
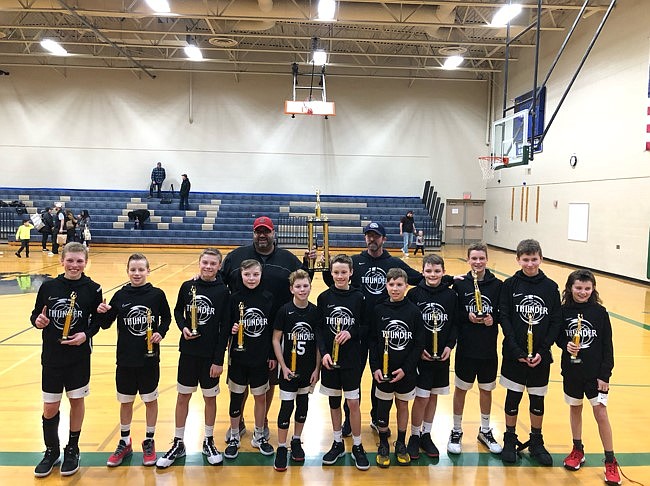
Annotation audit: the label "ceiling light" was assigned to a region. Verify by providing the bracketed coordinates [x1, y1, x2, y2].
[489, 4, 523, 27]
[317, 0, 336, 21]
[312, 49, 327, 66]
[145, 0, 170, 14]
[443, 55, 464, 70]
[40, 39, 68, 56]
[184, 44, 203, 61]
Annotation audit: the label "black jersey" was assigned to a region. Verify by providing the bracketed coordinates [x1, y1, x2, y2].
[369, 298, 425, 376]
[316, 286, 365, 369]
[273, 301, 319, 378]
[229, 286, 275, 367]
[558, 302, 614, 382]
[98, 283, 171, 367]
[30, 273, 103, 367]
[174, 278, 231, 366]
[407, 280, 458, 357]
[499, 270, 562, 363]
[453, 270, 502, 359]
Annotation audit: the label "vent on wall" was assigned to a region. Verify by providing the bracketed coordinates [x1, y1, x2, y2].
[494, 215, 499, 232]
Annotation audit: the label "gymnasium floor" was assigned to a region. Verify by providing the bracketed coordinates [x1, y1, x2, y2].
[0, 243, 648, 485]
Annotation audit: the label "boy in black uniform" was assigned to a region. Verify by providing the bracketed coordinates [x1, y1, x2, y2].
[224, 259, 276, 459]
[498, 239, 561, 466]
[449, 242, 503, 455]
[406, 254, 457, 460]
[156, 248, 230, 468]
[271, 269, 320, 471]
[30, 242, 103, 477]
[316, 254, 370, 470]
[96, 253, 171, 467]
[369, 268, 425, 468]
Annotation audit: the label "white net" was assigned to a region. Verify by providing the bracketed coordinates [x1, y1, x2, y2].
[478, 157, 497, 181]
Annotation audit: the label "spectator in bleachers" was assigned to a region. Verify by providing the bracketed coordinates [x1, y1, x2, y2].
[179, 174, 191, 210]
[149, 162, 166, 199]
[128, 209, 151, 230]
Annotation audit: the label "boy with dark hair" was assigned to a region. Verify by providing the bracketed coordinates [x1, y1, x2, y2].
[30, 242, 103, 477]
[406, 254, 457, 459]
[156, 248, 230, 468]
[96, 253, 171, 467]
[498, 239, 561, 466]
[316, 254, 370, 470]
[369, 267, 425, 468]
[449, 242, 503, 455]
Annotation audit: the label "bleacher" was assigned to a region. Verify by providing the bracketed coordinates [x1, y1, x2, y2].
[0, 188, 440, 249]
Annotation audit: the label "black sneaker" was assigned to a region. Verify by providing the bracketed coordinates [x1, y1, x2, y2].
[274, 446, 288, 471]
[60, 445, 80, 476]
[290, 438, 305, 462]
[156, 438, 186, 468]
[376, 442, 390, 468]
[251, 434, 274, 456]
[352, 444, 370, 471]
[420, 433, 440, 458]
[394, 440, 410, 465]
[407, 435, 420, 460]
[322, 441, 345, 465]
[528, 433, 553, 466]
[224, 437, 240, 460]
[501, 431, 519, 463]
[342, 419, 352, 438]
[34, 447, 60, 478]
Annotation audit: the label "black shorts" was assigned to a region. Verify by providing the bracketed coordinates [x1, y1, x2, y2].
[375, 374, 416, 401]
[500, 359, 551, 396]
[454, 355, 498, 391]
[319, 366, 361, 400]
[177, 354, 220, 397]
[415, 360, 450, 397]
[563, 373, 601, 406]
[268, 366, 280, 386]
[227, 361, 269, 396]
[42, 356, 91, 402]
[116, 365, 159, 403]
[279, 373, 314, 400]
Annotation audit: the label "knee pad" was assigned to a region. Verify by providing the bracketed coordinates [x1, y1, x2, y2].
[329, 396, 342, 410]
[277, 400, 294, 430]
[229, 392, 244, 418]
[504, 390, 523, 416]
[295, 394, 309, 423]
[529, 394, 545, 416]
[375, 398, 392, 428]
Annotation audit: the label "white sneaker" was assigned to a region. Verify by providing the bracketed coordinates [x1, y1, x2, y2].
[447, 429, 463, 454]
[477, 428, 503, 454]
[202, 438, 223, 465]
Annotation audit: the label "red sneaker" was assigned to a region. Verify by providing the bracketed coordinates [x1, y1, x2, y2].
[604, 458, 621, 485]
[563, 446, 585, 471]
[142, 439, 156, 466]
[107, 439, 132, 467]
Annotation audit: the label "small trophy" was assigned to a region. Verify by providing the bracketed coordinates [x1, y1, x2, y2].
[431, 312, 440, 360]
[570, 313, 582, 364]
[190, 286, 200, 336]
[331, 318, 341, 369]
[527, 312, 534, 359]
[235, 302, 246, 352]
[289, 332, 300, 379]
[307, 189, 330, 272]
[380, 334, 391, 382]
[472, 270, 485, 319]
[145, 309, 156, 358]
[59, 291, 77, 342]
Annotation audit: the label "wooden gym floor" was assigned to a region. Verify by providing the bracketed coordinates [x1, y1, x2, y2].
[0, 243, 648, 485]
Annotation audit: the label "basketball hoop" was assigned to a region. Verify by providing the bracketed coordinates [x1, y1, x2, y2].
[478, 156, 508, 181]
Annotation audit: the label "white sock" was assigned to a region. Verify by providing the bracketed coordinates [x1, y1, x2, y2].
[205, 425, 214, 438]
[333, 430, 342, 442]
[175, 427, 185, 440]
[480, 414, 491, 433]
[353, 435, 362, 446]
[453, 414, 463, 432]
[254, 426, 264, 438]
[411, 425, 421, 436]
[278, 442, 286, 448]
[422, 421, 433, 434]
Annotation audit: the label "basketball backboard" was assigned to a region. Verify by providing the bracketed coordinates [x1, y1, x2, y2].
[491, 109, 530, 168]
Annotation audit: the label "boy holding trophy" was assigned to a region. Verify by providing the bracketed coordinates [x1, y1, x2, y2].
[30, 242, 103, 477]
[96, 253, 171, 467]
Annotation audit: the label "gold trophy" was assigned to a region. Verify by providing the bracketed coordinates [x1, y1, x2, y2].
[59, 291, 77, 342]
[331, 317, 341, 369]
[527, 312, 534, 359]
[380, 334, 391, 382]
[431, 311, 440, 360]
[472, 270, 485, 319]
[190, 285, 200, 336]
[235, 302, 246, 352]
[289, 332, 300, 379]
[307, 189, 330, 271]
[145, 308, 156, 358]
[570, 313, 582, 364]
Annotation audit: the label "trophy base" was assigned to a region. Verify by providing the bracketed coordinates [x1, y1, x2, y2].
[233, 346, 246, 352]
[379, 375, 391, 383]
[570, 357, 582, 364]
[431, 355, 441, 361]
[190, 330, 200, 337]
[144, 351, 157, 359]
[58, 337, 71, 343]
[330, 362, 341, 369]
[289, 372, 300, 380]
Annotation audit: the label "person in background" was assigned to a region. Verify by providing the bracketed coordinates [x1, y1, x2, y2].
[128, 209, 151, 230]
[149, 162, 166, 199]
[15, 218, 34, 258]
[179, 174, 191, 210]
[39, 207, 55, 253]
[413, 230, 425, 256]
[399, 211, 416, 257]
[77, 210, 91, 248]
[64, 210, 77, 244]
[51, 203, 65, 256]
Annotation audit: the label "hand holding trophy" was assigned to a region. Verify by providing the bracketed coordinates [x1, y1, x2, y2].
[570, 313, 583, 364]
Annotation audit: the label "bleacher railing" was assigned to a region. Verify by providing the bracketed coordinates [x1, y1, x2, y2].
[0, 208, 17, 241]
[277, 215, 308, 248]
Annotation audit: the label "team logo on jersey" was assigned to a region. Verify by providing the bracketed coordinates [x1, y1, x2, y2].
[418, 302, 447, 333]
[326, 306, 355, 334]
[122, 305, 151, 337]
[381, 320, 412, 351]
[515, 295, 549, 325]
[242, 307, 268, 337]
[465, 295, 494, 316]
[290, 322, 315, 342]
[48, 297, 82, 332]
[361, 267, 387, 295]
[564, 316, 597, 350]
[184, 295, 215, 327]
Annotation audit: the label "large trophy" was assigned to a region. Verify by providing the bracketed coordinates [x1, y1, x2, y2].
[307, 189, 330, 271]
